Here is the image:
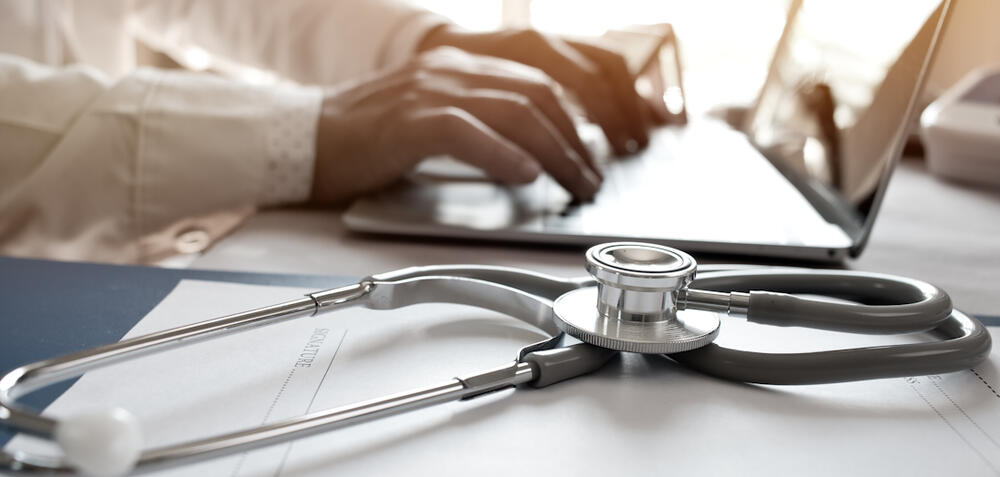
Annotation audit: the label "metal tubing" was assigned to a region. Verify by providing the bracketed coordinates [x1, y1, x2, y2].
[134, 362, 534, 473]
[0, 296, 320, 439]
[140, 382, 466, 471]
[0, 271, 571, 475]
[679, 289, 750, 315]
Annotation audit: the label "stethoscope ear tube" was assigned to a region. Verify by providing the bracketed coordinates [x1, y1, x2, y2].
[694, 269, 954, 334]
[667, 309, 990, 385]
[746, 288, 952, 334]
[667, 268, 991, 384]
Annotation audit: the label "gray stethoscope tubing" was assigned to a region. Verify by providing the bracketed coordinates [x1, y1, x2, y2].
[0, 242, 991, 476]
[672, 268, 990, 384]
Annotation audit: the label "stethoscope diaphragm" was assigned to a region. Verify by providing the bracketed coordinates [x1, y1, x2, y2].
[553, 242, 720, 354]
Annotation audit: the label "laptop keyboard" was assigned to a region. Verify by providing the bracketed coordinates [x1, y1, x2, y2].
[402, 120, 851, 248]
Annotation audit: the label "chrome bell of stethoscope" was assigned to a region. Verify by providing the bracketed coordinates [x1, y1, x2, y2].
[553, 242, 724, 353]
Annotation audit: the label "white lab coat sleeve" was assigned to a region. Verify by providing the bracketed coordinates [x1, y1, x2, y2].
[0, 54, 321, 263]
[129, 0, 450, 85]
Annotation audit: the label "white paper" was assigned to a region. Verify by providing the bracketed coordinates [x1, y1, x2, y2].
[6, 280, 1000, 476]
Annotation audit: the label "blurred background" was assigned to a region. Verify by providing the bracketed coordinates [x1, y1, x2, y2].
[139, 0, 999, 115]
[410, 0, 1000, 114]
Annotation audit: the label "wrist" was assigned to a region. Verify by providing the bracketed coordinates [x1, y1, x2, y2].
[312, 97, 335, 204]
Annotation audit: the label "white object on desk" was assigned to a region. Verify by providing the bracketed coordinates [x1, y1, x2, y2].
[921, 66, 1000, 187]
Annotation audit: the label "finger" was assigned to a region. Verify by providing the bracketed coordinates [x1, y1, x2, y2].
[348, 55, 601, 195]
[464, 30, 635, 156]
[531, 38, 635, 156]
[635, 62, 671, 125]
[400, 106, 542, 184]
[419, 87, 601, 200]
[438, 64, 601, 178]
[641, 95, 668, 125]
[567, 40, 650, 148]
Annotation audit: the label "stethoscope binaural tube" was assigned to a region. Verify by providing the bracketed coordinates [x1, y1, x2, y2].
[691, 268, 954, 334]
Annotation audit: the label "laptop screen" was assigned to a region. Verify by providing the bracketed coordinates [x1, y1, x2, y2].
[744, 0, 947, 250]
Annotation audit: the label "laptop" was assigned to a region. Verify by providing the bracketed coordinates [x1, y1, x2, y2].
[343, 0, 951, 262]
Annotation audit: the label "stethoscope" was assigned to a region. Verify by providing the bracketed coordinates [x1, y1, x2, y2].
[0, 242, 991, 476]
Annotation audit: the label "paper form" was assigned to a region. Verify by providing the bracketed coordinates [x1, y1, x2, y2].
[5, 279, 999, 476]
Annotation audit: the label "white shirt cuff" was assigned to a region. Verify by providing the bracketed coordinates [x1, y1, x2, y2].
[259, 85, 323, 206]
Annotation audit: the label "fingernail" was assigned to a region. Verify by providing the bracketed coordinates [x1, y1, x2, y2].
[613, 134, 634, 156]
[518, 160, 542, 181]
[624, 139, 639, 154]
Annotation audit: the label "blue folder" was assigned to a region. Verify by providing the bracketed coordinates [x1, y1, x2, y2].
[0, 256, 351, 446]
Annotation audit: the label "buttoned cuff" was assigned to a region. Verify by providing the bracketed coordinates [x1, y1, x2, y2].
[259, 86, 323, 206]
[126, 67, 325, 246]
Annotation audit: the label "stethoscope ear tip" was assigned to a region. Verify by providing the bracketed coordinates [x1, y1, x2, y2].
[54, 407, 142, 477]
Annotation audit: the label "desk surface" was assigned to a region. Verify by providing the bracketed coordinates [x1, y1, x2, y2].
[4, 159, 999, 475]
[192, 159, 1000, 317]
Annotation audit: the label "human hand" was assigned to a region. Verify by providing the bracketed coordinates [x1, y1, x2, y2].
[420, 26, 653, 156]
[311, 47, 601, 204]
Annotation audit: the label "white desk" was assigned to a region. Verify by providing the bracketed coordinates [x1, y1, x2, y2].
[184, 159, 1000, 476]
[193, 159, 1000, 317]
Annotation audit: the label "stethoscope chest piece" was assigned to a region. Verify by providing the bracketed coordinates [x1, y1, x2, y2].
[553, 242, 720, 353]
